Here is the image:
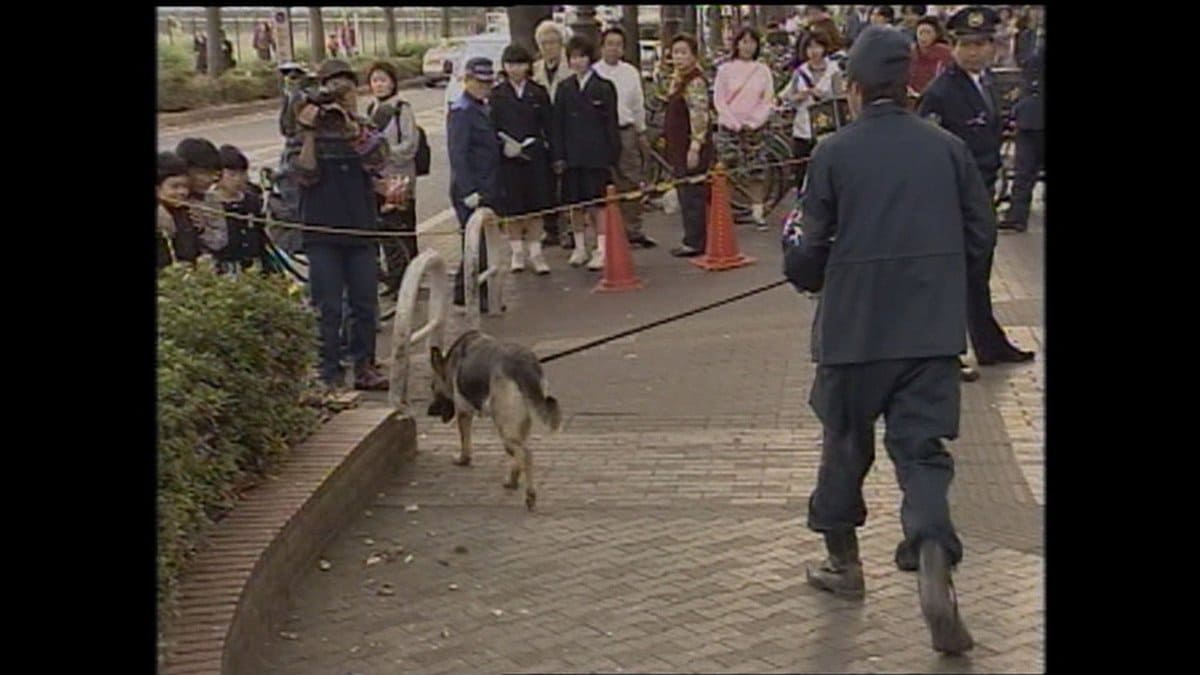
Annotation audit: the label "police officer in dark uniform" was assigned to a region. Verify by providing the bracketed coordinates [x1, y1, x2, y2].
[1000, 37, 1044, 232]
[783, 25, 982, 655]
[918, 6, 1035, 373]
[448, 57, 502, 311]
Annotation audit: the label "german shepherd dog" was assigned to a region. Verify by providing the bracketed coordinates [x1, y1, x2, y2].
[428, 330, 562, 510]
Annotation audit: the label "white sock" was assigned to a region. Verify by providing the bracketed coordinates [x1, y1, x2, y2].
[528, 241, 543, 258]
[574, 232, 586, 249]
[509, 240, 524, 255]
[752, 203, 765, 222]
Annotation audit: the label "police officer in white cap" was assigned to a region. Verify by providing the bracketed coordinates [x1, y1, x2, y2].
[783, 24, 982, 655]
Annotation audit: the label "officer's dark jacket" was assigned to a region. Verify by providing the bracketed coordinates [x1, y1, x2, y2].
[783, 101, 998, 366]
[490, 79, 553, 162]
[1014, 47, 1043, 131]
[551, 71, 620, 170]
[448, 92, 501, 204]
[918, 62, 1002, 176]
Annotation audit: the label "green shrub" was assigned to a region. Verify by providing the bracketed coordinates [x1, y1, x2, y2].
[157, 261, 319, 620]
[393, 40, 434, 59]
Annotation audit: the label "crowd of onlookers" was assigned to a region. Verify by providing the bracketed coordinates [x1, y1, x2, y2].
[158, 5, 1045, 393]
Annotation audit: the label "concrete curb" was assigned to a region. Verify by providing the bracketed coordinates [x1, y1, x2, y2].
[158, 406, 417, 675]
[158, 76, 431, 129]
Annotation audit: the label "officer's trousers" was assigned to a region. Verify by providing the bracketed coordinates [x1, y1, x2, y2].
[966, 169, 1016, 361]
[452, 202, 488, 311]
[807, 357, 965, 565]
[1006, 130, 1044, 227]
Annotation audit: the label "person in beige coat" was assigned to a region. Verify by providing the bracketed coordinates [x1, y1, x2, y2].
[532, 20, 575, 248]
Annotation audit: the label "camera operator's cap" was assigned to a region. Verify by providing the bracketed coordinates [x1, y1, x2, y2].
[317, 58, 358, 84]
[846, 25, 912, 89]
[464, 56, 496, 82]
[947, 6, 1000, 39]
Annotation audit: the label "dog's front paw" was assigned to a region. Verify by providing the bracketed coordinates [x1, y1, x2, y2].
[525, 490, 536, 510]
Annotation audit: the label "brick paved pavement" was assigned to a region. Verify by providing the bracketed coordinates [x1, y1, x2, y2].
[251, 197, 1045, 673]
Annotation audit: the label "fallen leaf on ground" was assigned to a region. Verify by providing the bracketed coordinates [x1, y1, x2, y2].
[279, 631, 298, 640]
[453, 545, 469, 554]
[377, 584, 395, 596]
[448, 583, 459, 591]
[491, 609, 504, 617]
[405, 504, 420, 512]
[365, 554, 383, 566]
[318, 559, 332, 571]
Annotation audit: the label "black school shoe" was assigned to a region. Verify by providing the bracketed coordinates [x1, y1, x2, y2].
[628, 233, 658, 248]
[977, 348, 1036, 366]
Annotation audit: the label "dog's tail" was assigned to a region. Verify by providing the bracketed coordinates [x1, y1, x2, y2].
[511, 360, 563, 431]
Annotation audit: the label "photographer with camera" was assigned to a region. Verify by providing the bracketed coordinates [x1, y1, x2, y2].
[291, 59, 391, 393]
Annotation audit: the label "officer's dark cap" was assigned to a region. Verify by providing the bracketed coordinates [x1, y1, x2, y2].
[947, 6, 1000, 40]
[317, 59, 358, 84]
[846, 26, 912, 90]
[501, 44, 533, 65]
[464, 57, 496, 82]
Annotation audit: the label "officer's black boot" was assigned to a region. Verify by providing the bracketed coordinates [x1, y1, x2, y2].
[895, 540, 918, 572]
[917, 540, 974, 655]
[805, 530, 865, 600]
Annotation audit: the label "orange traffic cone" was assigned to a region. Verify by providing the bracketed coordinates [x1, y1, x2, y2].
[594, 185, 645, 293]
[691, 163, 756, 271]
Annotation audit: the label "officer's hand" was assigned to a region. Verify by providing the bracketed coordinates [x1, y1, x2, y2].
[463, 192, 481, 209]
[296, 103, 320, 128]
[552, 160, 566, 175]
[503, 139, 523, 158]
[686, 148, 700, 171]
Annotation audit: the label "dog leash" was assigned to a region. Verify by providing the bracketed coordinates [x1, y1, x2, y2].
[537, 279, 790, 364]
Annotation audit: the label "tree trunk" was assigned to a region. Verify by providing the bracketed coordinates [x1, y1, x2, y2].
[707, 5, 724, 56]
[747, 6, 759, 29]
[309, 7, 325, 62]
[682, 6, 697, 37]
[572, 5, 598, 45]
[205, 7, 222, 77]
[621, 5, 639, 68]
[661, 4, 682, 49]
[383, 7, 397, 56]
[507, 6, 553, 58]
[441, 7, 451, 39]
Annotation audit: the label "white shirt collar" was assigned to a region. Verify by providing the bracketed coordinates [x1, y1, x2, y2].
[578, 69, 593, 88]
[511, 78, 527, 97]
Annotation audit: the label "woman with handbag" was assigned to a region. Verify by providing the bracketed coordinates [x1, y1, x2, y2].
[779, 31, 839, 194]
[713, 27, 777, 230]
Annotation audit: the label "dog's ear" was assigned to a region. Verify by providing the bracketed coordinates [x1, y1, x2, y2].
[430, 346, 444, 374]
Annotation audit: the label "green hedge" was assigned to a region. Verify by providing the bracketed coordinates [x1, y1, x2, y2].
[157, 261, 319, 620]
[158, 40, 430, 113]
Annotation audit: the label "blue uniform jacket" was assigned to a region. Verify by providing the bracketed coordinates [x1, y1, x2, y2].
[447, 92, 501, 213]
[918, 62, 1003, 178]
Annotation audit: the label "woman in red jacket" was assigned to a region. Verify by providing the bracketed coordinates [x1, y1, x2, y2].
[908, 16, 954, 100]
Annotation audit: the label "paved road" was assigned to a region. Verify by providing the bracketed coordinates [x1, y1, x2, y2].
[246, 195, 1045, 674]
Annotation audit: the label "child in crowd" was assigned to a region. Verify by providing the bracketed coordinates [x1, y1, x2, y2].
[157, 151, 200, 268]
[208, 145, 267, 272]
[174, 138, 228, 258]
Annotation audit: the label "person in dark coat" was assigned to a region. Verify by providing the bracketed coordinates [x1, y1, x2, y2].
[491, 44, 554, 274]
[918, 7, 1035, 375]
[448, 57, 502, 310]
[551, 34, 620, 271]
[1001, 39, 1043, 232]
[291, 59, 391, 393]
[782, 25, 983, 656]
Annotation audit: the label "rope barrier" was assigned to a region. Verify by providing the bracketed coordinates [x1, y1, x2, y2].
[160, 156, 812, 241]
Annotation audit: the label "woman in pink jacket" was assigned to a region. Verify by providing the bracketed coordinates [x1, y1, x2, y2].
[713, 27, 777, 230]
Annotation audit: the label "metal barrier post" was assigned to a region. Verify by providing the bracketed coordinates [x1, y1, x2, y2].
[387, 249, 450, 415]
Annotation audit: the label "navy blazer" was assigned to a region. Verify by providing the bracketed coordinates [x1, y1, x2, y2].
[551, 71, 620, 170]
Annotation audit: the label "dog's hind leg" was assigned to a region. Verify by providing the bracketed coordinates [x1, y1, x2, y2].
[453, 411, 474, 466]
[502, 440, 521, 490]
